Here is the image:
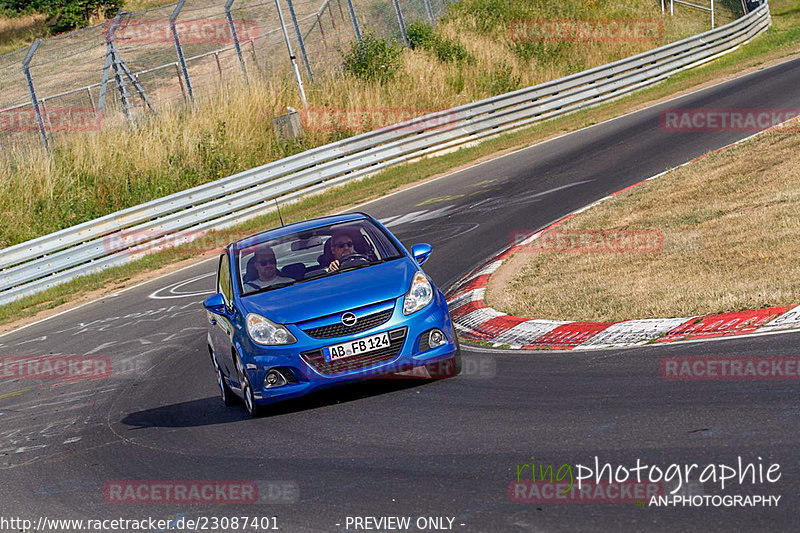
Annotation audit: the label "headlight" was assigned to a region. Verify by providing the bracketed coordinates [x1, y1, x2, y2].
[403, 271, 434, 315]
[246, 313, 297, 345]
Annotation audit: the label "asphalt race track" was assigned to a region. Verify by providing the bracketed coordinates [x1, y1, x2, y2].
[2, 57, 800, 532]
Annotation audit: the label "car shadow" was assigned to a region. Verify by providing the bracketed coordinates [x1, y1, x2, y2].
[120, 376, 437, 428]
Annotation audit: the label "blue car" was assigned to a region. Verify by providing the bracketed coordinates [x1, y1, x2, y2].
[203, 212, 461, 416]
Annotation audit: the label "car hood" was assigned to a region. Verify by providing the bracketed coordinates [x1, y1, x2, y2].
[241, 258, 418, 324]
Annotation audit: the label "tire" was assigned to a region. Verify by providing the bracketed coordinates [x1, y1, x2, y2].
[242, 378, 262, 417]
[235, 354, 262, 417]
[214, 358, 237, 407]
[426, 337, 462, 379]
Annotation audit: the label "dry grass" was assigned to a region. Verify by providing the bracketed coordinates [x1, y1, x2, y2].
[488, 128, 800, 322]
[0, 0, 733, 248]
[124, 0, 179, 10]
[0, 14, 48, 55]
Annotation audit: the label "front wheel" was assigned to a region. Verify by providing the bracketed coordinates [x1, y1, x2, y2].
[234, 354, 262, 417]
[242, 376, 262, 417]
[215, 358, 236, 406]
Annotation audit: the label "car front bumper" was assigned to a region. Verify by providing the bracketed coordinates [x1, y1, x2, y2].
[243, 290, 457, 405]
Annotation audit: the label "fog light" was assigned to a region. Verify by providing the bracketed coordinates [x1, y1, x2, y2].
[428, 329, 446, 348]
[264, 370, 287, 388]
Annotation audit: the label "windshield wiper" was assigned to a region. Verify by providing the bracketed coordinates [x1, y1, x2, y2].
[244, 280, 299, 296]
[336, 264, 374, 274]
[336, 257, 397, 274]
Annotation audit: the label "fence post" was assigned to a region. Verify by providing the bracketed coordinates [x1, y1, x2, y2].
[344, 0, 363, 44]
[225, 0, 249, 81]
[105, 14, 132, 123]
[328, 0, 336, 29]
[118, 61, 157, 114]
[337, 0, 345, 22]
[285, 0, 314, 83]
[423, 0, 435, 26]
[97, 40, 113, 115]
[86, 87, 96, 110]
[174, 63, 187, 100]
[214, 52, 223, 77]
[391, 0, 408, 47]
[274, 0, 308, 107]
[317, 14, 328, 48]
[21, 39, 48, 151]
[711, 0, 715, 27]
[170, 0, 194, 101]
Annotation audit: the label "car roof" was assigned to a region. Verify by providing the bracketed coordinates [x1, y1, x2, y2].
[233, 212, 369, 251]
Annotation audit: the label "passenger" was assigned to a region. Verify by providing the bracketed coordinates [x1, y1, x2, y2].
[244, 245, 294, 290]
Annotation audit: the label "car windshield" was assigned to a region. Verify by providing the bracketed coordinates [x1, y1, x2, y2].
[237, 219, 404, 296]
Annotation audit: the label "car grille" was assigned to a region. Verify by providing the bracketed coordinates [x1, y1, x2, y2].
[417, 332, 431, 352]
[301, 328, 407, 375]
[302, 308, 393, 339]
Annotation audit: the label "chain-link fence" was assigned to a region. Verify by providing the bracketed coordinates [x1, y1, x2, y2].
[0, 0, 449, 151]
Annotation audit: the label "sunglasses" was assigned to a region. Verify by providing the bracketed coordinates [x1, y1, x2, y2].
[255, 259, 277, 267]
[333, 241, 354, 249]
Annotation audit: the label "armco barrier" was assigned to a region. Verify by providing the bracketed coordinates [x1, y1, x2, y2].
[0, 4, 771, 306]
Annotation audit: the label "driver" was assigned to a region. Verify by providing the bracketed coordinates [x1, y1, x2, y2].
[245, 245, 294, 290]
[326, 231, 357, 272]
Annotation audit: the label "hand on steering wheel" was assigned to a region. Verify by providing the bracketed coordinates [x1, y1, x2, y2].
[327, 253, 371, 272]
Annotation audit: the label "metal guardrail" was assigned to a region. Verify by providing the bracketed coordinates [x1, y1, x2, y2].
[0, 3, 771, 306]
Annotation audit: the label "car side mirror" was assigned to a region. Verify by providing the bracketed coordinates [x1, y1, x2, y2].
[411, 243, 433, 265]
[203, 293, 227, 315]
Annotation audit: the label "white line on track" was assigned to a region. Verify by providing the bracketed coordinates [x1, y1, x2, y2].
[0, 257, 217, 340]
[148, 272, 216, 300]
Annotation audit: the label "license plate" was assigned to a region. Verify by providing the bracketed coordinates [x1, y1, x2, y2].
[323, 332, 391, 362]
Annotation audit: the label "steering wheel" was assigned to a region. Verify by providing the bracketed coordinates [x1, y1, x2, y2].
[337, 253, 371, 269]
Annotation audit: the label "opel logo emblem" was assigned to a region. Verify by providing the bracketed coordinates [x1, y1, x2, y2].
[341, 312, 357, 327]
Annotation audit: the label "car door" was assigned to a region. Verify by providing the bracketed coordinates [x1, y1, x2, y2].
[210, 253, 236, 379]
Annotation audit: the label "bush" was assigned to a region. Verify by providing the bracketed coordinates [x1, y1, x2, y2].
[0, 0, 120, 32]
[340, 34, 404, 84]
[405, 20, 474, 64]
[406, 20, 436, 49]
[476, 61, 521, 95]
